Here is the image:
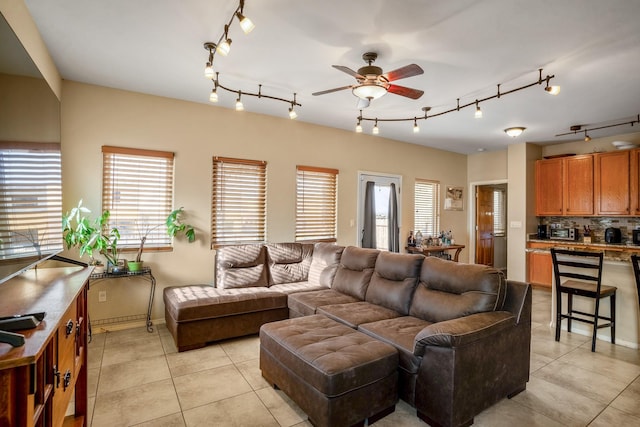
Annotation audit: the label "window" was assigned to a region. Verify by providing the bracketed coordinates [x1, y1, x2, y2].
[0, 142, 63, 258]
[414, 179, 440, 237]
[102, 146, 174, 250]
[296, 165, 338, 241]
[212, 157, 267, 247]
[493, 188, 506, 237]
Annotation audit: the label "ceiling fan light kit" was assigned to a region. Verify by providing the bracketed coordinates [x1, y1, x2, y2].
[356, 68, 559, 136]
[201, 0, 301, 119]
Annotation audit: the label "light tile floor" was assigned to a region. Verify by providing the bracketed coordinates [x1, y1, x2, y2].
[87, 288, 640, 426]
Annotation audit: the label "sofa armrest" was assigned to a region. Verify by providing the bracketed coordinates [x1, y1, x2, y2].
[413, 311, 514, 356]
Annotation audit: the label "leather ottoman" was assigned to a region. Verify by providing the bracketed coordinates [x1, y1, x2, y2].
[259, 315, 399, 427]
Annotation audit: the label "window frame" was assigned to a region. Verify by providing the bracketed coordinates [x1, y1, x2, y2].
[295, 165, 338, 242]
[101, 145, 175, 252]
[211, 156, 267, 248]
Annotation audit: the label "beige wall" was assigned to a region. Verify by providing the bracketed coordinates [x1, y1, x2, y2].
[467, 149, 508, 183]
[61, 81, 468, 323]
[0, 0, 61, 99]
[0, 73, 60, 141]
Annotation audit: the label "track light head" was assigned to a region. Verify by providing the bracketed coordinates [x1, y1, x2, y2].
[584, 131, 591, 142]
[236, 12, 255, 34]
[413, 118, 420, 133]
[474, 101, 482, 119]
[372, 119, 379, 135]
[209, 88, 218, 103]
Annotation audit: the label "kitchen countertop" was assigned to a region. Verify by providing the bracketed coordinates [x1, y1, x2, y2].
[527, 237, 640, 262]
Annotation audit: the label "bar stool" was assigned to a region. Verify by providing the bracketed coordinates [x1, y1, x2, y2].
[630, 254, 640, 313]
[551, 248, 616, 352]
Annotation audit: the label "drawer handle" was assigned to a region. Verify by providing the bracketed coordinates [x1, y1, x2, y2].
[63, 370, 72, 390]
[53, 365, 60, 388]
[66, 319, 74, 337]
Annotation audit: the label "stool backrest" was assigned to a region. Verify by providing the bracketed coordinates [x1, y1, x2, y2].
[630, 254, 640, 311]
[550, 248, 603, 290]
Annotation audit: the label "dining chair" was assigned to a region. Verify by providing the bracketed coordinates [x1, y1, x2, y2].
[550, 248, 616, 352]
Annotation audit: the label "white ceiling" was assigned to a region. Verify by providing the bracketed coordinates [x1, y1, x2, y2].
[22, 0, 640, 154]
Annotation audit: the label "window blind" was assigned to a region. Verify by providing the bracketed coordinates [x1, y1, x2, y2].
[0, 142, 63, 259]
[414, 179, 440, 237]
[212, 157, 267, 247]
[296, 165, 338, 241]
[493, 189, 506, 237]
[102, 146, 174, 250]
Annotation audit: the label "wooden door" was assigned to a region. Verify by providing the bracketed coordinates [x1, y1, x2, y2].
[535, 158, 563, 215]
[476, 185, 494, 266]
[564, 155, 594, 215]
[595, 150, 631, 215]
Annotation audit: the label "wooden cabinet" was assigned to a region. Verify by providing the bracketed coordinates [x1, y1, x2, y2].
[595, 150, 631, 215]
[629, 148, 640, 215]
[535, 158, 563, 215]
[564, 155, 594, 215]
[0, 267, 90, 427]
[527, 243, 553, 288]
[535, 155, 593, 216]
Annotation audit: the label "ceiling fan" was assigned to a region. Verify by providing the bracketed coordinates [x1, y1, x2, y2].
[312, 52, 424, 108]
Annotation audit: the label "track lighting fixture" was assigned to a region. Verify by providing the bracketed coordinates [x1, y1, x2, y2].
[372, 119, 379, 135]
[204, 43, 215, 79]
[235, 92, 244, 111]
[208, 73, 301, 116]
[355, 69, 558, 134]
[555, 115, 640, 139]
[209, 88, 218, 103]
[413, 118, 420, 133]
[356, 113, 363, 133]
[201, 2, 301, 116]
[504, 127, 526, 137]
[544, 76, 561, 95]
[474, 100, 483, 119]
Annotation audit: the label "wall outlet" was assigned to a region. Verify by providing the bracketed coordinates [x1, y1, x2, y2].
[98, 291, 107, 302]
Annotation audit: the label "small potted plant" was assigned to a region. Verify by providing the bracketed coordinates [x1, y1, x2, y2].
[62, 200, 121, 272]
[128, 207, 196, 271]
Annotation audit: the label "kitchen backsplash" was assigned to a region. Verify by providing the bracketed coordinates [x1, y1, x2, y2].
[539, 217, 640, 244]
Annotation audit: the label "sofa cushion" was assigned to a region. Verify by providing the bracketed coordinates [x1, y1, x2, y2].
[317, 301, 401, 329]
[359, 316, 431, 374]
[331, 246, 379, 299]
[307, 242, 345, 287]
[215, 244, 268, 289]
[163, 285, 287, 322]
[410, 257, 507, 323]
[266, 242, 314, 285]
[269, 281, 327, 295]
[287, 289, 360, 317]
[365, 251, 423, 314]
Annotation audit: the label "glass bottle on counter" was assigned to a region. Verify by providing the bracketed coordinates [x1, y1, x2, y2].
[415, 230, 423, 247]
[408, 231, 415, 247]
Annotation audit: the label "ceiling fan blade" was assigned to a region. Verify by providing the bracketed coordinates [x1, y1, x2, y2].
[357, 97, 370, 109]
[332, 65, 364, 79]
[382, 64, 424, 82]
[388, 84, 424, 99]
[312, 85, 353, 96]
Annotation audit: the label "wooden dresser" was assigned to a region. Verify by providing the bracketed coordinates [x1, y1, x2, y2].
[0, 266, 91, 427]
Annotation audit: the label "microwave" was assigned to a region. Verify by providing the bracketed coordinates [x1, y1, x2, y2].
[550, 227, 578, 241]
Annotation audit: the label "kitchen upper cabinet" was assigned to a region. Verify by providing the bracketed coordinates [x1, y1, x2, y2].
[535, 155, 593, 216]
[595, 150, 630, 215]
[630, 148, 640, 215]
[535, 158, 563, 215]
[564, 155, 594, 215]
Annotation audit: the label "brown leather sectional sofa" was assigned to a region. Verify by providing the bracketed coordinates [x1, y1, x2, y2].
[163, 242, 532, 427]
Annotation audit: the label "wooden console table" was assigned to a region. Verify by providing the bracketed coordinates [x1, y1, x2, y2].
[406, 244, 465, 262]
[89, 267, 156, 332]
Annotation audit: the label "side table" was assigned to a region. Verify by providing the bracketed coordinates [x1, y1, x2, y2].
[406, 244, 465, 262]
[89, 266, 156, 333]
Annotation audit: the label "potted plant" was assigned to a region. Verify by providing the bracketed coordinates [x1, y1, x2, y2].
[62, 200, 121, 272]
[128, 207, 196, 271]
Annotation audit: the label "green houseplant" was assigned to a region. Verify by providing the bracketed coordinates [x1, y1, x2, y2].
[128, 207, 196, 271]
[62, 200, 121, 272]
